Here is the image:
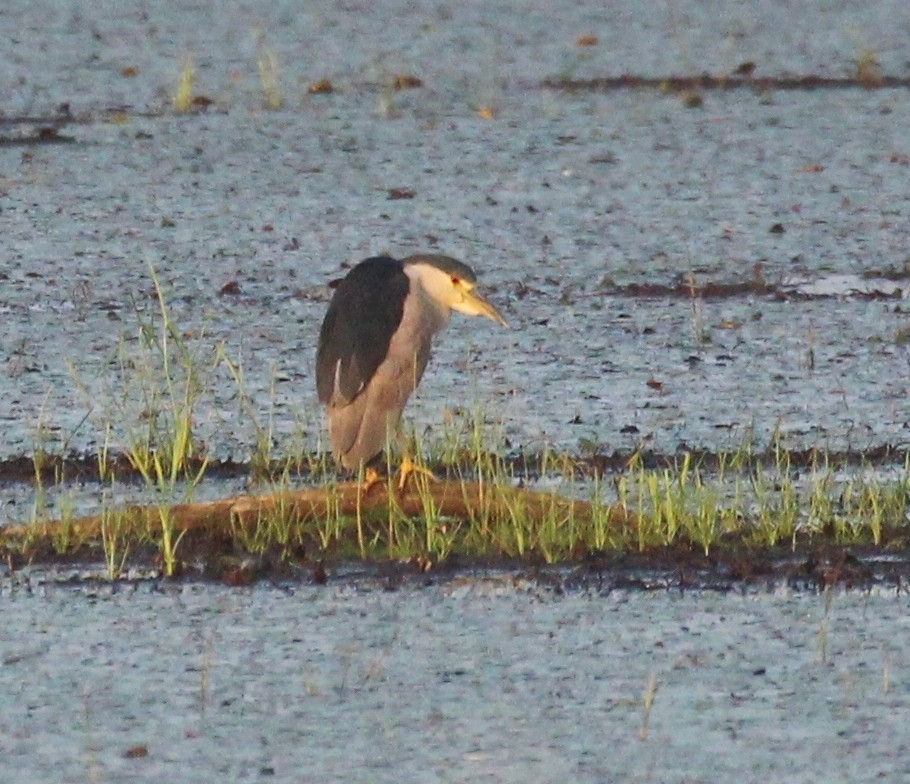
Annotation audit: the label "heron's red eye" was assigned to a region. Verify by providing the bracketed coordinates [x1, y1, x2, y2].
[451, 275, 460, 285]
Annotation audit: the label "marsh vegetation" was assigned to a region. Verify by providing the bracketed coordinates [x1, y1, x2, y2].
[2, 272, 907, 585]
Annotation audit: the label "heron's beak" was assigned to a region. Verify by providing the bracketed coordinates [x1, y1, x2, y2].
[460, 289, 508, 327]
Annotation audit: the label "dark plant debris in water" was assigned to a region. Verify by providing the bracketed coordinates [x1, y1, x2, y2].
[1, 70, 907, 138]
[575, 444, 909, 476]
[540, 73, 910, 92]
[599, 278, 910, 302]
[0, 126, 77, 146]
[0, 104, 78, 145]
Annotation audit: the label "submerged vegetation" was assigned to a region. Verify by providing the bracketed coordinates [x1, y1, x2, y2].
[1, 270, 909, 582]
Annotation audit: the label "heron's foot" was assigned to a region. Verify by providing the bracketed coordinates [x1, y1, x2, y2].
[397, 455, 437, 491]
[360, 466, 382, 493]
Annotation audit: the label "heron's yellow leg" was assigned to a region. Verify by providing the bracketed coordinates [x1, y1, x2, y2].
[397, 454, 437, 491]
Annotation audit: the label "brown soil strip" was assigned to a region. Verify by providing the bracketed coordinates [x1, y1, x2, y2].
[0, 478, 621, 552]
[4, 479, 906, 591]
[438, 545, 906, 594]
[1, 444, 906, 489]
[0, 453, 243, 486]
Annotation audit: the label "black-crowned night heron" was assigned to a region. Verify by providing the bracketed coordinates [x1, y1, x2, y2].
[316, 253, 507, 484]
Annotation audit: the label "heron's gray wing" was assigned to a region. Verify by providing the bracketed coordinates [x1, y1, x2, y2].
[316, 257, 409, 405]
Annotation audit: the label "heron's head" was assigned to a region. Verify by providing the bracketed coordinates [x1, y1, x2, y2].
[402, 254, 508, 326]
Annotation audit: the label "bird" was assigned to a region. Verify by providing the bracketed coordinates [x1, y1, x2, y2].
[316, 253, 507, 485]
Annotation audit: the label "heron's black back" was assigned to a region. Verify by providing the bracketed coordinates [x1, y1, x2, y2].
[316, 256, 409, 405]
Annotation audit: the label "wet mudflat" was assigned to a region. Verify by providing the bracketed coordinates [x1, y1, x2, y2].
[3, 0, 910, 780]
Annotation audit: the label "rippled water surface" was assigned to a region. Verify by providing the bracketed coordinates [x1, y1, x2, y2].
[3, 1, 910, 781]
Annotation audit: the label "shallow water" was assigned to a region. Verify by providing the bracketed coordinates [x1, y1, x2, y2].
[3, 2, 910, 780]
[3, 2, 910, 466]
[1, 577, 909, 784]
